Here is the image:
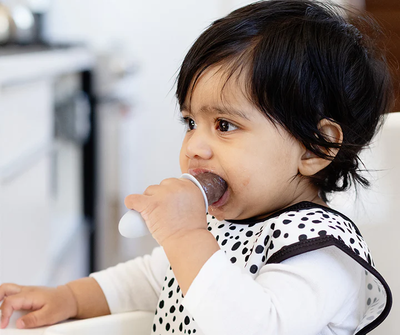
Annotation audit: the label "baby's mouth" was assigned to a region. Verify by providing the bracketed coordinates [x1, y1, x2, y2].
[194, 172, 228, 205]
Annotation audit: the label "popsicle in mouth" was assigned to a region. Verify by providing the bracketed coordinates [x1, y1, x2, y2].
[118, 172, 228, 238]
[192, 172, 227, 205]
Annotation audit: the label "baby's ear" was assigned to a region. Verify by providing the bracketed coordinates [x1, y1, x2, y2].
[298, 119, 343, 176]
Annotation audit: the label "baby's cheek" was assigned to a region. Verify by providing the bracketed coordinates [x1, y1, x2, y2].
[241, 177, 251, 187]
[179, 150, 188, 173]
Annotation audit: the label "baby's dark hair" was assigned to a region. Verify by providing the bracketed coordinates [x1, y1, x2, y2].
[176, 0, 394, 202]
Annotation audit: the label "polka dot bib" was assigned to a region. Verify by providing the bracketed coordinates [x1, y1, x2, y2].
[151, 202, 391, 335]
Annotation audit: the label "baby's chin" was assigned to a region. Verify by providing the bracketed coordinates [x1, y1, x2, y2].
[207, 207, 227, 221]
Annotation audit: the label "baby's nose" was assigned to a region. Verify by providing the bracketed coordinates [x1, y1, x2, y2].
[185, 131, 213, 160]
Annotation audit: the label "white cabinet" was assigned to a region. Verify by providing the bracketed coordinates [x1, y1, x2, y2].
[0, 80, 53, 169]
[0, 48, 94, 286]
[0, 153, 52, 285]
[0, 80, 53, 285]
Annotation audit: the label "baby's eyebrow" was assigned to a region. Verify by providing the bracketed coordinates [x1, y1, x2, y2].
[180, 104, 250, 120]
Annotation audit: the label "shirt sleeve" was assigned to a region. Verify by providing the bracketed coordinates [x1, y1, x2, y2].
[183, 246, 365, 335]
[89, 246, 169, 314]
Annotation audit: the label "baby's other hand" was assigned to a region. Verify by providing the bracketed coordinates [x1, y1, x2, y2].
[124, 177, 207, 245]
[0, 283, 78, 329]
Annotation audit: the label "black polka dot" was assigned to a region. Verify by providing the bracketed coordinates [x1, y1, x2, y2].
[312, 220, 321, 224]
[283, 219, 292, 224]
[298, 224, 305, 229]
[264, 235, 270, 246]
[284, 233, 289, 238]
[299, 234, 307, 241]
[350, 238, 355, 244]
[207, 226, 212, 231]
[168, 278, 175, 287]
[229, 225, 236, 230]
[224, 232, 230, 237]
[301, 217, 309, 221]
[250, 265, 258, 274]
[168, 291, 173, 298]
[184, 316, 191, 325]
[255, 245, 264, 254]
[159, 317, 163, 324]
[336, 226, 345, 233]
[232, 241, 241, 251]
[218, 224, 225, 228]
[230, 257, 237, 263]
[242, 247, 248, 254]
[273, 230, 281, 238]
[179, 305, 184, 312]
[153, 324, 156, 332]
[270, 223, 275, 230]
[159, 300, 164, 309]
[318, 230, 327, 236]
[170, 306, 176, 313]
[246, 231, 253, 237]
[269, 241, 274, 249]
[166, 323, 171, 331]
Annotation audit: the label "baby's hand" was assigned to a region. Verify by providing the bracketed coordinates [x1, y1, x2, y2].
[0, 283, 78, 329]
[124, 177, 207, 245]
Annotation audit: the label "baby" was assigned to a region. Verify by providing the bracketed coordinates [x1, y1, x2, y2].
[0, 1, 394, 334]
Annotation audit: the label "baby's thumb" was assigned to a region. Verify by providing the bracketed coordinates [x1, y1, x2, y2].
[124, 194, 150, 214]
[18, 309, 49, 329]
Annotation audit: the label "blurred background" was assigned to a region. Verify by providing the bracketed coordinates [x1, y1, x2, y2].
[0, 0, 398, 334]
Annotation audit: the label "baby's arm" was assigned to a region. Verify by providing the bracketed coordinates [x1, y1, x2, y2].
[0, 277, 110, 329]
[124, 177, 219, 295]
[183, 246, 364, 335]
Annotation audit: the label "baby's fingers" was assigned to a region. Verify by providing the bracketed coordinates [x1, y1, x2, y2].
[124, 194, 152, 213]
[0, 283, 22, 301]
[18, 306, 56, 329]
[0, 294, 39, 329]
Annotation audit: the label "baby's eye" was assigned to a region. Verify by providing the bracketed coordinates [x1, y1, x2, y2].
[216, 119, 238, 132]
[181, 116, 197, 131]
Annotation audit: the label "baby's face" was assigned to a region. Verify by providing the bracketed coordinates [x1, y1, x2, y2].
[179, 66, 316, 221]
